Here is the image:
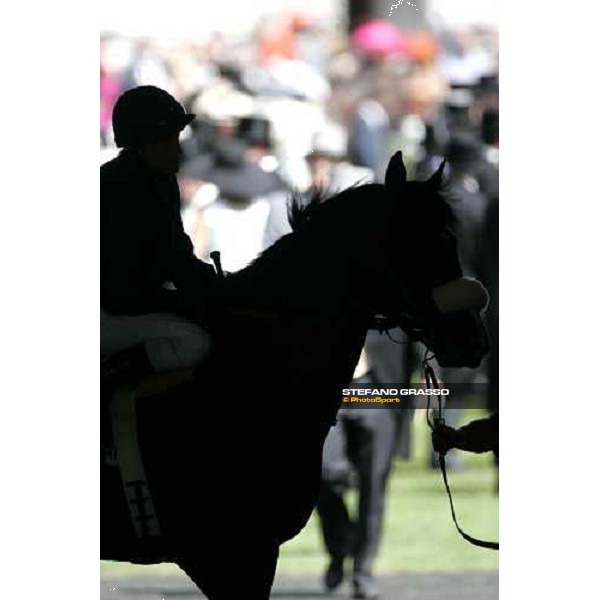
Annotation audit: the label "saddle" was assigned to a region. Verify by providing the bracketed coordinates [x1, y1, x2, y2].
[101, 346, 196, 398]
[101, 349, 197, 547]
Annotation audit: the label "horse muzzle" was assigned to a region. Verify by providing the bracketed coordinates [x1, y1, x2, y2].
[427, 278, 490, 368]
[431, 309, 489, 368]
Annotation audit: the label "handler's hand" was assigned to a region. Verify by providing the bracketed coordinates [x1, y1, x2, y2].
[432, 423, 461, 455]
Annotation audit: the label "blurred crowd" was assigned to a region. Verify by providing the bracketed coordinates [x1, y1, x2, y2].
[100, 9, 498, 388]
[101, 12, 499, 596]
[101, 13, 497, 269]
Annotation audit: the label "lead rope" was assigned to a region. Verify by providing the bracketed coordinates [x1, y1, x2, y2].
[423, 353, 499, 551]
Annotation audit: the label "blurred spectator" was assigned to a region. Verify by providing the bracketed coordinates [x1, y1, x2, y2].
[446, 132, 488, 279]
[348, 87, 392, 180]
[306, 123, 373, 192]
[444, 87, 477, 135]
[194, 139, 288, 272]
[477, 107, 499, 420]
[404, 32, 447, 122]
[473, 73, 499, 123]
[132, 38, 176, 93]
[257, 14, 298, 65]
[439, 27, 495, 88]
[292, 12, 328, 74]
[237, 116, 275, 165]
[317, 354, 395, 600]
[317, 326, 418, 598]
[100, 37, 133, 146]
[192, 79, 256, 139]
[480, 106, 499, 167]
[308, 125, 410, 599]
[100, 64, 122, 147]
[415, 122, 449, 180]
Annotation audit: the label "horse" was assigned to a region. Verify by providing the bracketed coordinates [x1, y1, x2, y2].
[101, 151, 489, 599]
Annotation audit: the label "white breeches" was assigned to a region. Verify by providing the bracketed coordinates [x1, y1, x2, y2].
[100, 309, 211, 372]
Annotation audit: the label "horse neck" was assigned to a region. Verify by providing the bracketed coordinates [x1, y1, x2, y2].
[221, 223, 370, 316]
[217, 228, 373, 395]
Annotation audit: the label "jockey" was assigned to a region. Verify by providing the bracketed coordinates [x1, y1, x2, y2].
[101, 86, 217, 386]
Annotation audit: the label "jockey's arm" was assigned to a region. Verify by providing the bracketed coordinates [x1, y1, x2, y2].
[169, 196, 218, 309]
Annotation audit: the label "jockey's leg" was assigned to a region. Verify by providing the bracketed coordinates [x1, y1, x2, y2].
[101, 310, 211, 383]
[101, 309, 211, 368]
[101, 343, 154, 390]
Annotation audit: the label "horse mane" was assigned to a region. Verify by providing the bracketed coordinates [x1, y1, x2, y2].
[286, 184, 364, 233]
[217, 176, 456, 307]
[286, 177, 456, 235]
[224, 184, 372, 280]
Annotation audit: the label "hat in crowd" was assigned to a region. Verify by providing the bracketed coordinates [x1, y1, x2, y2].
[252, 59, 330, 102]
[306, 124, 348, 162]
[179, 152, 214, 180]
[445, 87, 474, 108]
[476, 74, 499, 97]
[193, 82, 256, 123]
[180, 118, 219, 160]
[236, 116, 273, 149]
[446, 132, 483, 174]
[112, 85, 195, 148]
[217, 62, 252, 94]
[406, 31, 440, 64]
[444, 89, 476, 135]
[202, 139, 287, 199]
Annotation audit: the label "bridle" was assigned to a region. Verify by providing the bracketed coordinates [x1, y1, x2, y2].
[365, 149, 499, 550]
[368, 277, 499, 551]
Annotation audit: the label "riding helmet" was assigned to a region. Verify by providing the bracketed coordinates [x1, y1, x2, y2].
[112, 85, 195, 148]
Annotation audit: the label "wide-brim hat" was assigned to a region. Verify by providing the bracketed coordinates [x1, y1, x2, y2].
[193, 82, 256, 123]
[446, 132, 482, 173]
[476, 74, 499, 97]
[201, 139, 287, 199]
[208, 164, 287, 199]
[236, 116, 273, 149]
[305, 124, 348, 162]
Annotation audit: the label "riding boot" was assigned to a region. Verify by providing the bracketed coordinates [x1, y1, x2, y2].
[101, 343, 155, 393]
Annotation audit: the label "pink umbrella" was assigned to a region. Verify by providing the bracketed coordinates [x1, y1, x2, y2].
[351, 19, 409, 58]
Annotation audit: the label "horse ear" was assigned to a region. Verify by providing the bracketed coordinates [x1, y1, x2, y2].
[428, 158, 447, 188]
[385, 151, 407, 191]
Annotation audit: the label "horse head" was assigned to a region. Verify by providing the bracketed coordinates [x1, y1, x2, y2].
[375, 151, 489, 368]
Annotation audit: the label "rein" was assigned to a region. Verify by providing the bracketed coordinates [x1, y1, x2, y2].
[377, 319, 499, 551]
[423, 354, 499, 551]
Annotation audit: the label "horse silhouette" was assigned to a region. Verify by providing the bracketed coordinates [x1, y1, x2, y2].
[101, 152, 489, 599]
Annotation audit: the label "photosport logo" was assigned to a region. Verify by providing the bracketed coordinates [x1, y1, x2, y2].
[341, 386, 450, 407]
[389, 0, 419, 16]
